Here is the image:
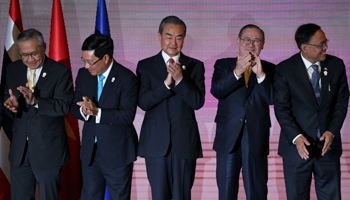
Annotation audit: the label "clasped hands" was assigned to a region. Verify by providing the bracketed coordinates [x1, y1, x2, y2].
[164, 60, 183, 87]
[235, 52, 265, 78]
[4, 83, 36, 113]
[295, 131, 333, 160]
[77, 96, 99, 116]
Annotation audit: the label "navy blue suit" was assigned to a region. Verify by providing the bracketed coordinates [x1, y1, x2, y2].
[71, 61, 138, 200]
[274, 53, 349, 199]
[137, 51, 205, 200]
[211, 57, 275, 200]
[3, 56, 72, 200]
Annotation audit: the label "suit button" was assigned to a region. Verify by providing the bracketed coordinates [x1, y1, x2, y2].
[91, 136, 94, 139]
[245, 103, 248, 106]
[240, 119, 243, 122]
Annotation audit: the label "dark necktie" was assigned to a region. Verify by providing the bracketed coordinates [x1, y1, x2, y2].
[311, 64, 320, 104]
[311, 64, 321, 137]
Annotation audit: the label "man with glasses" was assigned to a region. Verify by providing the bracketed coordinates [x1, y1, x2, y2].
[211, 24, 275, 200]
[2, 28, 72, 200]
[70, 33, 138, 200]
[274, 23, 349, 199]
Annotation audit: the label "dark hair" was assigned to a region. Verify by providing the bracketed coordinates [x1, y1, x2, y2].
[295, 23, 321, 50]
[159, 16, 186, 35]
[17, 28, 45, 49]
[82, 34, 113, 59]
[238, 24, 265, 41]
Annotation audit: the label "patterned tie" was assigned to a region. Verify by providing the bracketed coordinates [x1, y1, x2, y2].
[311, 64, 321, 137]
[28, 69, 36, 92]
[168, 58, 174, 66]
[244, 66, 252, 88]
[97, 74, 105, 101]
[311, 64, 321, 104]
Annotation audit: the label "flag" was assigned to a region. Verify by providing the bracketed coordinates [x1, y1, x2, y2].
[94, 0, 111, 199]
[49, 0, 82, 199]
[0, 0, 23, 199]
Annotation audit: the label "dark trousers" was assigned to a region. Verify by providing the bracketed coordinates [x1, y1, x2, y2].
[145, 149, 197, 200]
[11, 144, 62, 200]
[81, 144, 133, 200]
[283, 139, 341, 200]
[216, 124, 268, 200]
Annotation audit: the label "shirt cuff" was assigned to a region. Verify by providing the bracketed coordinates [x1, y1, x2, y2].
[164, 81, 171, 90]
[257, 73, 266, 84]
[79, 106, 90, 121]
[292, 134, 303, 144]
[233, 70, 242, 80]
[95, 108, 102, 123]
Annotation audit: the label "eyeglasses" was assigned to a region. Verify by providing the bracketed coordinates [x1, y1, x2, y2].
[81, 57, 101, 67]
[20, 51, 41, 60]
[240, 37, 262, 46]
[304, 39, 329, 49]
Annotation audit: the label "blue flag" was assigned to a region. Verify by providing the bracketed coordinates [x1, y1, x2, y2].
[95, 0, 110, 37]
[95, 1, 111, 199]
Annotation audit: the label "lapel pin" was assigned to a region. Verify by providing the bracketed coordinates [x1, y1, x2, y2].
[324, 67, 328, 76]
[111, 77, 115, 82]
[42, 72, 46, 77]
[182, 65, 186, 70]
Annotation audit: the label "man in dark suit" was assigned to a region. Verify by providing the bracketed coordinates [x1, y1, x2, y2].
[274, 23, 349, 199]
[70, 34, 138, 200]
[211, 24, 275, 200]
[137, 16, 205, 200]
[2, 28, 72, 200]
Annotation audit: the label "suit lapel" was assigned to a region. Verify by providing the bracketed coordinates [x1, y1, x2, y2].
[35, 57, 50, 92]
[153, 52, 168, 80]
[319, 61, 329, 106]
[98, 61, 118, 105]
[295, 54, 318, 106]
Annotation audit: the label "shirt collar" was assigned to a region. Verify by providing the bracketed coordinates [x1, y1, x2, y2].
[99, 60, 113, 80]
[161, 50, 180, 65]
[300, 52, 320, 70]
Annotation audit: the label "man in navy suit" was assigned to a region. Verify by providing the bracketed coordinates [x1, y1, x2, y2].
[70, 34, 138, 200]
[211, 24, 275, 200]
[3, 29, 72, 200]
[137, 16, 205, 200]
[274, 23, 349, 199]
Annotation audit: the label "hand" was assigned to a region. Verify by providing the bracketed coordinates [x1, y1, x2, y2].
[295, 135, 310, 160]
[164, 72, 174, 87]
[319, 131, 333, 156]
[4, 89, 19, 113]
[234, 52, 256, 77]
[77, 96, 99, 116]
[167, 60, 183, 83]
[250, 52, 265, 78]
[17, 83, 35, 105]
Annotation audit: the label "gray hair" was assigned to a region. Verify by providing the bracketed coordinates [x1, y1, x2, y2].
[17, 28, 45, 49]
[159, 16, 186, 35]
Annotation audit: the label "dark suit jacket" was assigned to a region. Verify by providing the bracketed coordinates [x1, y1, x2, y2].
[274, 53, 349, 160]
[3, 56, 72, 169]
[137, 51, 205, 159]
[70, 60, 138, 168]
[211, 58, 275, 156]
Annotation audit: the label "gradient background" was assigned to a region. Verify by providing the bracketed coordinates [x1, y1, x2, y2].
[0, 0, 349, 199]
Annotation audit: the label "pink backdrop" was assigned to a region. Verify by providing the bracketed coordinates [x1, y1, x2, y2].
[0, 0, 349, 199]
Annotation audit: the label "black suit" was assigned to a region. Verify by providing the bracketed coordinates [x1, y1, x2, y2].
[137, 51, 205, 200]
[3, 56, 72, 200]
[211, 57, 275, 200]
[70, 61, 138, 200]
[274, 53, 349, 199]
